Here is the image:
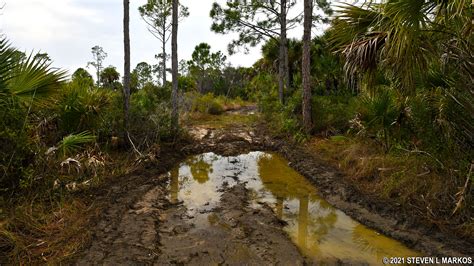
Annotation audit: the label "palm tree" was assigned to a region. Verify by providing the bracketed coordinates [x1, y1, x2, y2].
[0, 38, 66, 190]
[302, 0, 313, 133]
[329, 0, 470, 95]
[329, 0, 473, 154]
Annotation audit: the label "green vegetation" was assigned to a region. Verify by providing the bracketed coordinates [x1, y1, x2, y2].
[249, 0, 472, 238]
[0, 0, 472, 263]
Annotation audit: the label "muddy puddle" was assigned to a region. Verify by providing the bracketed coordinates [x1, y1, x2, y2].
[166, 151, 420, 264]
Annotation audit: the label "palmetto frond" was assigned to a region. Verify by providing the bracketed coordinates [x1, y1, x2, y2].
[0, 39, 17, 97]
[329, 0, 442, 93]
[7, 54, 67, 102]
[0, 37, 67, 106]
[328, 4, 381, 49]
[342, 32, 386, 76]
[58, 131, 96, 157]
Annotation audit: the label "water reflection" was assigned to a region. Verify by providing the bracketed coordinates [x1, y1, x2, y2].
[298, 195, 309, 250]
[188, 155, 213, 184]
[166, 152, 420, 264]
[169, 167, 179, 204]
[275, 197, 284, 219]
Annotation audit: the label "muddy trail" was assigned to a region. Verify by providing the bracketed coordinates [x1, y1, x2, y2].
[75, 107, 472, 265]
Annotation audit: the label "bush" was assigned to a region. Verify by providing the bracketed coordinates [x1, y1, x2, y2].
[256, 86, 306, 141]
[0, 104, 35, 193]
[207, 101, 224, 115]
[355, 88, 399, 151]
[189, 92, 225, 115]
[128, 87, 174, 143]
[311, 94, 359, 135]
[55, 81, 111, 136]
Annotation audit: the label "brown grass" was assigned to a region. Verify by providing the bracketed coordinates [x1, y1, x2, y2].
[0, 198, 95, 264]
[307, 136, 473, 240]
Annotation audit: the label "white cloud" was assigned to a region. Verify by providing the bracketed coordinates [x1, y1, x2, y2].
[0, 0, 323, 77]
[2, 0, 102, 42]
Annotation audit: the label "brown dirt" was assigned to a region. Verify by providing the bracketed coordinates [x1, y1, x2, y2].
[154, 184, 305, 265]
[73, 108, 472, 264]
[74, 108, 306, 264]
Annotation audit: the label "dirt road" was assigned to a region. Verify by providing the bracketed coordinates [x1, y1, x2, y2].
[74, 108, 472, 265]
[75, 107, 308, 265]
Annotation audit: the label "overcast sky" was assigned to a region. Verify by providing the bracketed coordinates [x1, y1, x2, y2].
[0, 0, 329, 78]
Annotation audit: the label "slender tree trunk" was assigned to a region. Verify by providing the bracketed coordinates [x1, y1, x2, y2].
[302, 0, 313, 133]
[278, 0, 288, 104]
[278, 46, 285, 103]
[123, 0, 131, 136]
[171, 0, 179, 132]
[162, 21, 167, 86]
[96, 67, 100, 87]
[284, 42, 290, 92]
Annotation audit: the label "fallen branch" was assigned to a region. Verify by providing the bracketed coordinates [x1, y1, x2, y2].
[127, 131, 143, 157]
[452, 163, 473, 216]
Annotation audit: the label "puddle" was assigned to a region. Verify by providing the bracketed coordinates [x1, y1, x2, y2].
[166, 152, 420, 264]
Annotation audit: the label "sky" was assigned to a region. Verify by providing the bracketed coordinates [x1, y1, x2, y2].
[0, 0, 329, 78]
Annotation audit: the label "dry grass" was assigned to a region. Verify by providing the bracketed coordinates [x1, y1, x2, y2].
[183, 112, 258, 130]
[0, 198, 95, 264]
[0, 147, 156, 265]
[308, 136, 473, 239]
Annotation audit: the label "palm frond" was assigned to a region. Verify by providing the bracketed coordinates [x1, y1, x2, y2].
[6, 53, 67, 103]
[328, 4, 381, 50]
[330, 1, 438, 93]
[58, 131, 96, 157]
[0, 38, 17, 97]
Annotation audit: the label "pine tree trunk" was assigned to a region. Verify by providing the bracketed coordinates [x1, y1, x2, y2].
[171, 0, 179, 132]
[123, 0, 131, 135]
[284, 42, 290, 92]
[162, 21, 167, 86]
[96, 67, 100, 87]
[278, 0, 288, 104]
[302, 0, 313, 133]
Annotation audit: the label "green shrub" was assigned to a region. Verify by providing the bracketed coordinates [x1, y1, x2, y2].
[190, 92, 225, 115]
[257, 87, 306, 140]
[58, 131, 96, 157]
[128, 87, 174, 143]
[356, 88, 399, 151]
[0, 38, 66, 194]
[0, 104, 34, 194]
[207, 101, 224, 115]
[405, 88, 473, 168]
[56, 81, 111, 135]
[311, 94, 359, 134]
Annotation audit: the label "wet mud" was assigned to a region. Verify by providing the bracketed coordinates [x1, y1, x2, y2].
[74, 108, 472, 265]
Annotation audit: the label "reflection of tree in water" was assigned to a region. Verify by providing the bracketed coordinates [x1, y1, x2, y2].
[257, 154, 338, 254]
[168, 154, 215, 203]
[306, 207, 338, 254]
[169, 167, 179, 204]
[275, 197, 284, 219]
[187, 154, 213, 184]
[351, 224, 380, 255]
[351, 224, 418, 261]
[298, 196, 309, 249]
[257, 154, 314, 200]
